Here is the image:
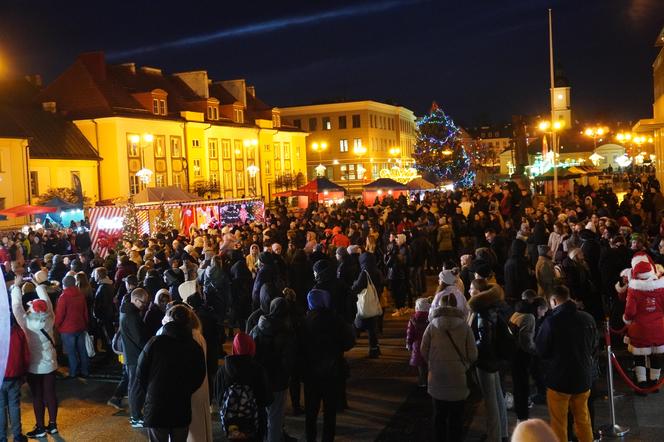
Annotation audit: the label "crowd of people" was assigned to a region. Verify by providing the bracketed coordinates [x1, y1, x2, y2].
[2, 173, 664, 442]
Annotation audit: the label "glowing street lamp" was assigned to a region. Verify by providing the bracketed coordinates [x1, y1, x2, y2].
[583, 126, 607, 148]
[136, 167, 153, 184]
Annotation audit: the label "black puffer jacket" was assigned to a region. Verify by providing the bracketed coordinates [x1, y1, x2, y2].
[468, 283, 510, 373]
[249, 298, 296, 392]
[503, 239, 534, 303]
[535, 300, 597, 394]
[119, 301, 149, 365]
[303, 306, 356, 381]
[137, 321, 205, 428]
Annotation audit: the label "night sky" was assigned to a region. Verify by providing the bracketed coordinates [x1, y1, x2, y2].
[1, 0, 663, 125]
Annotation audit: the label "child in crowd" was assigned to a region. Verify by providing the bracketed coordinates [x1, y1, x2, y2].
[407, 297, 431, 387]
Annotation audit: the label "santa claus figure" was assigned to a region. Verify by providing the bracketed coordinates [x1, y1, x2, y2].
[623, 252, 664, 392]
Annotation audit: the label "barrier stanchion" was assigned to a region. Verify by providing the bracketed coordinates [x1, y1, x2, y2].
[599, 321, 630, 438]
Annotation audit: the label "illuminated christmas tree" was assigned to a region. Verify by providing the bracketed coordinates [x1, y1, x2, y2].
[153, 202, 174, 233]
[412, 103, 475, 187]
[122, 197, 140, 243]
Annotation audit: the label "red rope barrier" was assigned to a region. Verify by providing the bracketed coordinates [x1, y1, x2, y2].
[609, 352, 664, 394]
[609, 325, 629, 336]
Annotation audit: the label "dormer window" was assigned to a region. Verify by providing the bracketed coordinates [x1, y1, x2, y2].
[234, 108, 244, 124]
[208, 106, 219, 121]
[152, 97, 166, 115]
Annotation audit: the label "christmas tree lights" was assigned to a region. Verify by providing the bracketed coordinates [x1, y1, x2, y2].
[413, 104, 475, 187]
[122, 197, 140, 244]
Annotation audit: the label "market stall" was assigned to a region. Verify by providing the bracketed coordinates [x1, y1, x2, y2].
[89, 197, 265, 256]
[274, 177, 347, 208]
[362, 178, 409, 205]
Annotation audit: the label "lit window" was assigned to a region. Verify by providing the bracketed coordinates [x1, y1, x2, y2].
[193, 159, 202, 177]
[340, 139, 349, 152]
[322, 117, 331, 130]
[209, 140, 218, 159]
[353, 138, 362, 149]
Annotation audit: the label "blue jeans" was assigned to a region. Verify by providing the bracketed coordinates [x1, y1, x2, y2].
[476, 368, 508, 442]
[0, 378, 23, 440]
[61, 331, 90, 377]
[266, 389, 287, 442]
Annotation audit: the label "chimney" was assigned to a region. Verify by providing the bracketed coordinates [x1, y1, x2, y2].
[218, 79, 247, 107]
[42, 101, 57, 113]
[172, 71, 209, 99]
[247, 86, 256, 98]
[78, 52, 106, 81]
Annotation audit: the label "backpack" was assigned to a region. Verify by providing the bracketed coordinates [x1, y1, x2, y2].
[494, 312, 519, 360]
[220, 382, 259, 440]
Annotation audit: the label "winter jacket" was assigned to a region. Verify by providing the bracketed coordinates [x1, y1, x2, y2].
[251, 263, 283, 309]
[436, 224, 454, 252]
[120, 301, 149, 365]
[4, 324, 30, 378]
[468, 283, 508, 373]
[350, 253, 385, 322]
[406, 311, 428, 367]
[623, 276, 664, 349]
[55, 286, 89, 334]
[230, 258, 253, 323]
[510, 311, 537, 354]
[48, 261, 68, 284]
[421, 306, 478, 401]
[143, 303, 165, 337]
[503, 239, 533, 303]
[535, 300, 597, 394]
[204, 265, 231, 315]
[535, 255, 555, 298]
[302, 307, 355, 381]
[137, 321, 206, 428]
[10, 285, 58, 374]
[249, 298, 296, 392]
[93, 279, 115, 321]
[142, 275, 163, 298]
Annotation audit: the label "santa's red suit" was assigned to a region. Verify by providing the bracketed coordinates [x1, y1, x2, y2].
[622, 252, 664, 386]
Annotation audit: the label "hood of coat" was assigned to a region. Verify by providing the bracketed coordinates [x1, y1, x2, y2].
[430, 306, 466, 330]
[468, 283, 504, 312]
[509, 239, 527, 258]
[161, 320, 192, 340]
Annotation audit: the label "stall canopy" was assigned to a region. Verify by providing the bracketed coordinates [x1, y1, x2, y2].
[362, 178, 409, 205]
[364, 178, 408, 190]
[274, 177, 346, 207]
[0, 204, 57, 218]
[533, 165, 602, 181]
[133, 186, 200, 205]
[405, 177, 436, 191]
[40, 197, 80, 210]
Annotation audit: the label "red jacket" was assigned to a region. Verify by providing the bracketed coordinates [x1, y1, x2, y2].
[5, 324, 30, 378]
[624, 277, 664, 348]
[55, 286, 89, 334]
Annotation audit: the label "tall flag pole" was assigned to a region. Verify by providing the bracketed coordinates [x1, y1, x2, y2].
[549, 9, 558, 198]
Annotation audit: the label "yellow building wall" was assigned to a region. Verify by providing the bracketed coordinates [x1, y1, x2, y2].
[75, 115, 308, 203]
[0, 137, 29, 227]
[29, 159, 99, 203]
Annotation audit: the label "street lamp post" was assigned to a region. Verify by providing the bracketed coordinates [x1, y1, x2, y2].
[354, 144, 367, 180]
[129, 133, 154, 191]
[584, 126, 606, 149]
[538, 120, 564, 198]
[311, 141, 328, 176]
